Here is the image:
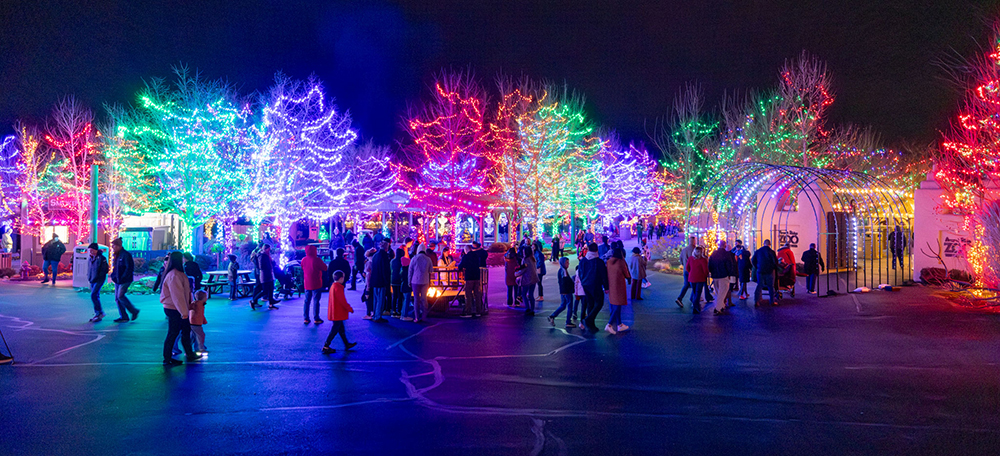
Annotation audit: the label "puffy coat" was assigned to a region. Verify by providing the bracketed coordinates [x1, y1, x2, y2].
[504, 255, 519, 286]
[42, 239, 66, 261]
[606, 257, 631, 306]
[752, 246, 779, 275]
[627, 253, 647, 280]
[327, 282, 354, 321]
[369, 248, 393, 288]
[777, 247, 797, 276]
[578, 255, 609, 290]
[687, 256, 709, 283]
[517, 256, 539, 285]
[708, 248, 737, 279]
[88, 253, 109, 284]
[301, 245, 327, 291]
[190, 298, 207, 325]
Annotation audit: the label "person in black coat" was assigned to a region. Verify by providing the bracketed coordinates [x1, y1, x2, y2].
[87, 243, 109, 322]
[888, 225, 906, 270]
[578, 242, 609, 333]
[752, 240, 779, 306]
[253, 245, 280, 309]
[183, 253, 204, 291]
[110, 238, 140, 322]
[732, 240, 752, 300]
[326, 248, 352, 289]
[41, 234, 67, 284]
[708, 241, 737, 311]
[801, 243, 825, 294]
[368, 239, 393, 322]
[390, 248, 404, 317]
[350, 240, 366, 290]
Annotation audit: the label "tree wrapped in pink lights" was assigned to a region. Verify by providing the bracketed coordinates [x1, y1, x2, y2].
[398, 71, 494, 213]
[0, 135, 21, 225]
[43, 97, 101, 241]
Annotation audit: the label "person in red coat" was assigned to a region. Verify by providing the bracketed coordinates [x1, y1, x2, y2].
[323, 271, 357, 354]
[687, 247, 710, 314]
[301, 245, 328, 324]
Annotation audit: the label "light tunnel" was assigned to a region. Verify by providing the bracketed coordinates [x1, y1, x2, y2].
[686, 163, 913, 295]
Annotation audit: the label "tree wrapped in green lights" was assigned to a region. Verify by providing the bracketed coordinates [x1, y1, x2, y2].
[516, 86, 603, 234]
[115, 67, 255, 251]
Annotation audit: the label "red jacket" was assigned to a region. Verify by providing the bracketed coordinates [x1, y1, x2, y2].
[301, 245, 328, 291]
[688, 256, 709, 283]
[327, 282, 353, 321]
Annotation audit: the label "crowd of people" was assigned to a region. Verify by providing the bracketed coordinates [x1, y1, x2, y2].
[61, 226, 840, 365]
[675, 236, 826, 314]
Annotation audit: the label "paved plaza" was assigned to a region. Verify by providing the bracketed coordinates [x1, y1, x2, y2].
[2, 269, 999, 455]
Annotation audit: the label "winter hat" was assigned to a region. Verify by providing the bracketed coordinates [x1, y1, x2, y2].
[87, 243, 100, 250]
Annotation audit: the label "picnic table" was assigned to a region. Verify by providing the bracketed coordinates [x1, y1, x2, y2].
[204, 269, 254, 298]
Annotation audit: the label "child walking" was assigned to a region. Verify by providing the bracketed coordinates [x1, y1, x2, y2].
[323, 271, 357, 354]
[547, 257, 577, 328]
[190, 289, 208, 354]
[574, 266, 586, 330]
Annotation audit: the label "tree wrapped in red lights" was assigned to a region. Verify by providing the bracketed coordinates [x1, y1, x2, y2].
[485, 76, 540, 238]
[399, 71, 494, 213]
[938, 25, 1000, 286]
[43, 97, 101, 241]
[11, 124, 50, 236]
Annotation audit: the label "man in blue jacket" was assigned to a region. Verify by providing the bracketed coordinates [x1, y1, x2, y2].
[752, 239, 779, 307]
[110, 238, 140, 322]
[578, 242, 609, 333]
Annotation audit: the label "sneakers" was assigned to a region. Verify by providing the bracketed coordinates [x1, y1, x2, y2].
[185, 354, 202, 362]
[304, 319, 311, 324]
[565, 322, 575, 328]
[578, 322, 586, 330]
[322, 347, 336, 354]
[401, 317, 414, 322]
[363, 315, 373, 320]
[40, 278, 49, 284]
[675, 299, 684, 308]
[547, 316, 555, 326]
[536, 296, 544, 301]
[89, 312, 105, 322]
[314, 319, 324, 324]
[344, 342, 357, 351]
[113, 317, 129, 323]
[460, 313, 472, 318]
[163, 358, 183, 366]
[604, 324, 618, 335]
[130, 309, 140, 321]
[617, 324, 629, 332]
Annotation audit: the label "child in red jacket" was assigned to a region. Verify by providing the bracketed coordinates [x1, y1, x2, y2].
[323, 271, 357, 354]
[687, 247, 710, 314]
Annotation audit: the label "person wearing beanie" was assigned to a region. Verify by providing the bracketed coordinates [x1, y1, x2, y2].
[87, 243, 109, 322]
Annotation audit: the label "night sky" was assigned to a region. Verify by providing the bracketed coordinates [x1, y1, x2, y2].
[1, 0, 998, 151]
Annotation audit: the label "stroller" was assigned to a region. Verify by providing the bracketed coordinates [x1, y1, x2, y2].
[274, 260, 303, 300]
[776, 261, 796, 298]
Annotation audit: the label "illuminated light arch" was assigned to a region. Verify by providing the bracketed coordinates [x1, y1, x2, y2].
[687, 163, 913, 294]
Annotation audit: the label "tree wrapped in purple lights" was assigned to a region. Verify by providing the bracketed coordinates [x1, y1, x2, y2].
[251, 75, 394, 252]
[597, 142, 663, 219]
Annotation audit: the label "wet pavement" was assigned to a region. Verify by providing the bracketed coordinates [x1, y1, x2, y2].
[1, 268, 999, 455]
